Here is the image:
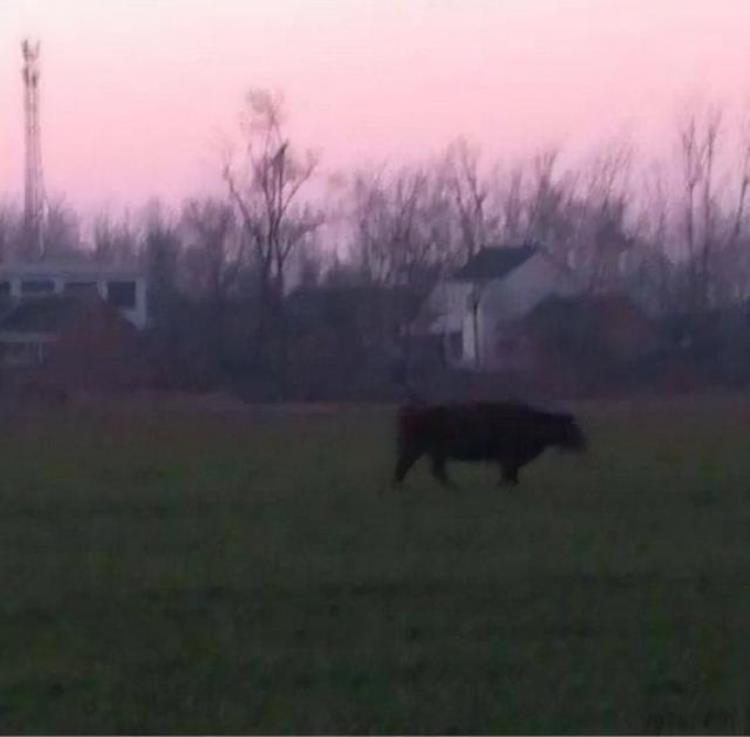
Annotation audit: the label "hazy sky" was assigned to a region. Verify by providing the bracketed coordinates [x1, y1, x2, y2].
[1, 0, 750, 212]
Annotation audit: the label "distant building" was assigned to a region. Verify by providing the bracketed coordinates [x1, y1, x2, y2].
[412, 244, 581, 371]
[0, 263, 148, 375]
[0, 294, 153, 395]
[0, 263, 147, 330]
[0, 295, 86, 367]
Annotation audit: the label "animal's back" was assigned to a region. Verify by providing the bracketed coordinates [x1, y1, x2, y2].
[393, 399, 584, 487]
[444, 401, 539, 459]
[397, 400, 543, 458]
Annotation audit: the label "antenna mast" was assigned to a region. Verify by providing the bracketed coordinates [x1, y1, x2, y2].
[22, 39, 45, 260]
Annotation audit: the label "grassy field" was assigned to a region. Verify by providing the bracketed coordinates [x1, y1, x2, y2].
[1, 395, 749, 734]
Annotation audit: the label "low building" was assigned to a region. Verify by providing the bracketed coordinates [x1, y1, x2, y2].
[413, 244, 581, 371]
[0, 295, 82, 367]
[0, 263, 147, 330]
[0, 293, 153, 395]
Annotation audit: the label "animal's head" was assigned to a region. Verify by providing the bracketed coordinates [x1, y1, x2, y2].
[553, 413, 587, 452]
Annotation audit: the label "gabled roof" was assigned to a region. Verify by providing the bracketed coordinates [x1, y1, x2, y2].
[453, 245, 537, 281]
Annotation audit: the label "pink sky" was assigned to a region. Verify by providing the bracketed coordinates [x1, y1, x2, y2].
[1, 0, 749, 213]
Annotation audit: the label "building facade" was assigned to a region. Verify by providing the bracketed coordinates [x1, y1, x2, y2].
[0, 263, 147, 330]
[414, 245, 581, 371]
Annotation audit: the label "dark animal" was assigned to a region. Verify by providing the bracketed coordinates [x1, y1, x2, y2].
[393, 400, 586, 487]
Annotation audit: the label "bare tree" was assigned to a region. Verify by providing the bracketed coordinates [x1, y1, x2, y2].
[442, 139, 497, 260]
[348, 164, 452, 289]
[0, 203, 22, 264]
[35, 198, 83, 261]
[221, 88, 323, 396]
[676, 105, 724, 310]
[523, 148, 578, 260]
[140, 201, 182, 324]
[637, 162, 670, 249]
[92, 211, 139, 265]
[497, 162, 525, 243]
[223, 89, 322, 345]
[579, 140, 635, 293]
[290, 236, 328, 288]
[180, 198, 240, 300]
[632, 162, 675, 312]
[710, 109, 750, 303]
[730, 110, 750, 246]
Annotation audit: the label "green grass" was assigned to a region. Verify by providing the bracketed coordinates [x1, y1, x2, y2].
[1, 395, 749, 733]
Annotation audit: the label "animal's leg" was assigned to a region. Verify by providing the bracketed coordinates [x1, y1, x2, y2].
[498, 463, 520, 487]
[430, 452, 456, 489]
[393, 445, 423, 486]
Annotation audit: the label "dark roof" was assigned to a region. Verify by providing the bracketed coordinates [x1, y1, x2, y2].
[0, 296, 85, 335]
[453, 245, 537, 281]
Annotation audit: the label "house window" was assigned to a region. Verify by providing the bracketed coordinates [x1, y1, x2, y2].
[107, 280, 136, 308]
[65, 281, 98, 297]
[21, 279, 54, 295]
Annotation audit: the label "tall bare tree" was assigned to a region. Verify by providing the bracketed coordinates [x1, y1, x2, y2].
[678, 106, 722, 311]
[579, 140, 634, 293]
[223, 89, 322, 344]
[442, 139, 497, 260]
[0, 203, 21, 264]
[39, 199, 82, 261]
[710, 109, 750, 303]
[92, 211, 139, 265]
[140, 201, 182, 324]
[180, 198, 240, 301]
[348, 164, 453, 289]
[730, 110, 750, 246]
[497, 163, 526, 243]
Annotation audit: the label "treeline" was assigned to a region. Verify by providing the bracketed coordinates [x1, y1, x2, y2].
[2, 91, 750, 399]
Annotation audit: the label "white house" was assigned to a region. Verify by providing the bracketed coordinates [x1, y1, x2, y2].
[414, 244, 581, 370]
[0, 263, 148, 330]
